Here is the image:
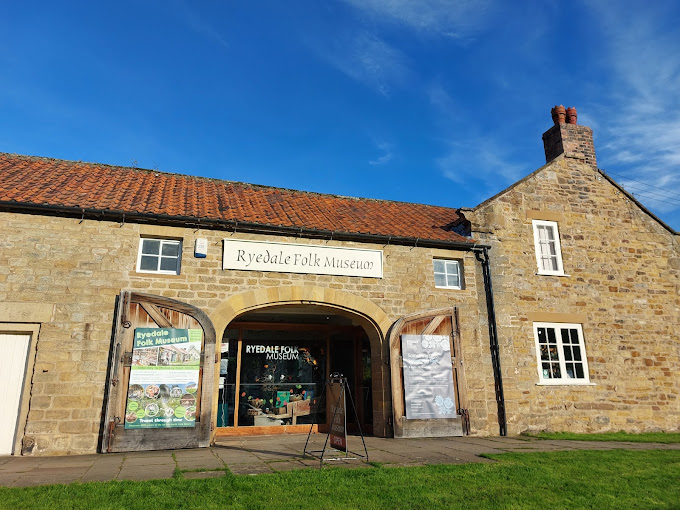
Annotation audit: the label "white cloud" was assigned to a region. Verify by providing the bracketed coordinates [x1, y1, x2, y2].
[341, 0, 495, 39]
[369, 142, 394, 165]
[436, 136, 528, 189]
[588, 1, 680, 219]
[312, 30, 411, 96]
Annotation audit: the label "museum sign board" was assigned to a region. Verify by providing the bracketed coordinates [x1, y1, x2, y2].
[223, 239, 383, 278]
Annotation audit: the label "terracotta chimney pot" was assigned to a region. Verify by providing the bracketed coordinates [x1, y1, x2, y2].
[566, 107, 577, 125]
[551, 105, 567, 125]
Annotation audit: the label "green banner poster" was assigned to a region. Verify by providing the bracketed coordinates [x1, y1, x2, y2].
[125, 328, 202, 429]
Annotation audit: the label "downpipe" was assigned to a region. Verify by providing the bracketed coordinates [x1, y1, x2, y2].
[474, 246, 507, 436]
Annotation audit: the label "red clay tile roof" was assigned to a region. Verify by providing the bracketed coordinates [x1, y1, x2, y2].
[0, 152, 472, 244]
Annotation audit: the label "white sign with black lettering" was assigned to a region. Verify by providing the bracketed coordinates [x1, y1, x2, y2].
[401, 334, 457, 420]
[222, 239, 383, 278]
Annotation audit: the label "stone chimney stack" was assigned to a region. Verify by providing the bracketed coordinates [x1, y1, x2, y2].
[542, 105, 597, 169]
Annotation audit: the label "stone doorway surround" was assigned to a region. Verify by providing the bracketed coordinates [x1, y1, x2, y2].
[210, 286, 393, 438]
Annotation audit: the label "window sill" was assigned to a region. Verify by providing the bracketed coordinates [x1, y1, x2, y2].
[435, 286, 462, 290]
[130, 271, 184, 279]
[535, 272, 570, 277]
[535, 382, 596, 386]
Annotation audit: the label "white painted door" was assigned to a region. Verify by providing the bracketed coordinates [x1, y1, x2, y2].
[0, 334, 31, 455]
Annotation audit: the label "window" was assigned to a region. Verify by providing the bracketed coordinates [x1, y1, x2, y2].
[533, 322, 590, 384]
[532, 220, 565, 275]
[433, 259, 461, 289]
[136, 238, 182, 275]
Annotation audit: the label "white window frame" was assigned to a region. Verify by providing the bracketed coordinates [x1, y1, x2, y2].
[533, 322, 590, 385]
[136, 238, 182, 275]
[532, 220, 565, 276]
[433, 258, 462, 289]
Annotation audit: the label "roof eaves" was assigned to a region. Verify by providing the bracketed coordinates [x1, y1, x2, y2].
[0, 200, 477, 248]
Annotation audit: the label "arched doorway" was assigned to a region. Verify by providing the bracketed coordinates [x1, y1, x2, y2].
[210, 287, 391, 438]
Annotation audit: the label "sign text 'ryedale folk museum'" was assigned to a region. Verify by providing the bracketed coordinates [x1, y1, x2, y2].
[223, 239, 383, 278]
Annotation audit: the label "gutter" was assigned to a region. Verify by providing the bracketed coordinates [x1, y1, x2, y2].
[473, 245, 507, 437]
[0, 201, 480, 251]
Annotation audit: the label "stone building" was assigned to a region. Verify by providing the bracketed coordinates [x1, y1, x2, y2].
[0, 107, 677, 456]
[463, 111, 680, 434]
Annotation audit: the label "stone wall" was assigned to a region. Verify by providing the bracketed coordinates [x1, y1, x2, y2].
[0, 212, 498, 455]
[467, 154, 680, 434]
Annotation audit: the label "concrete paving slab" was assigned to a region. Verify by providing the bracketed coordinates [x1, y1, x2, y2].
[12, 474, 84, 487]
[0, 458, 45, 473]
[0, 474, 20, 486]
[227, 463, 274, 475]
[362, 451, 410, 464]
[1, 436, 677, 487]
[212, 452, 262, 465]
[183, 470, 227, 479]
[122, 457, 176, 467]
[117, 466, 176, 481]
[81, 469, 120, 483]
[268, 460, 309, 472]
[176, 458, 225, 470]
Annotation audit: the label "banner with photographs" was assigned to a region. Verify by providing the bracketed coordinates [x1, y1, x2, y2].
[125, 328, 202, 429]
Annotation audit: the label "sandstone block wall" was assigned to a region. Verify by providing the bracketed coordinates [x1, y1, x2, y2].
[0, 212, 497, 455]
[468, 154, 680, 434]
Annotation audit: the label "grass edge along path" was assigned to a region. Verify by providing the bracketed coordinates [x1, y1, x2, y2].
[0, 449, 678, 509]
[528, 430, 680, 443]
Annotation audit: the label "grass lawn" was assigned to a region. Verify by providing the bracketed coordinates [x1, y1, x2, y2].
[1, 449, 678, 509]
[529, 431, 680, 444]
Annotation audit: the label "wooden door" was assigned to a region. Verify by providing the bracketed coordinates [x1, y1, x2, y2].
[389, 308, 468, 438]
[100, 291, 216, 453]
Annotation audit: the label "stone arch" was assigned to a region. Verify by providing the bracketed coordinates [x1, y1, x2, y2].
[210, 285, 393, 436]
[211, 286, 391, 340]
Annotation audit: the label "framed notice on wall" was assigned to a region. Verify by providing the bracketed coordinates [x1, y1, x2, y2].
[401, 334, 456, 420]
[125, 328, 203, 429]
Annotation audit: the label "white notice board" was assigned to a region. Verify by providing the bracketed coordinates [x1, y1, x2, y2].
[401, 334, 456, 420]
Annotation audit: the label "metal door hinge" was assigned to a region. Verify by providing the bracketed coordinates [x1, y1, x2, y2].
[122, 352, 133, 366]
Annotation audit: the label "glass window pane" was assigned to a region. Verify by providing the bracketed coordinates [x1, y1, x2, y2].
[433, 260, 445, 273]
[573, 346, 582, 362]
[561, 329, 571, 344]
[547, 328, 557, 344]
[551, 364, 561, 378]
[570, 329, 579, 344]
[434, 273, 446, 287]
[575, 364, 584, 378]
[162, 242, 180, 257]
[563, 345, 573, 361]
[566, 364, 575, 378]
[537, 328, 546, 343]
[140, 255, 158, 271]
[160, 257, 178, 272]
[445, 260, 458, 273]
[544, 226, 555, 241]
[447, 274, 460, 288]
[142, 239, 160, 255]
[542, 363, 551, 379]
[540, 345, 549, 361]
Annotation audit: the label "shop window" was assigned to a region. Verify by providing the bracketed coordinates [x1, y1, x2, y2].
[136, 238, 182, 275]
[533, 322, 590, 385]
[532, 220, 565, 275]
[433, 259, 461, 289]
[218, 328, 326, 428]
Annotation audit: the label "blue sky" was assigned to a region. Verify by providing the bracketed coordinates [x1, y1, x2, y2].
[1, 1, 679, 230]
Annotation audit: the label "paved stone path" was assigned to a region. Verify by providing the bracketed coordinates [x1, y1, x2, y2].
[0, 435, 677, 487]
